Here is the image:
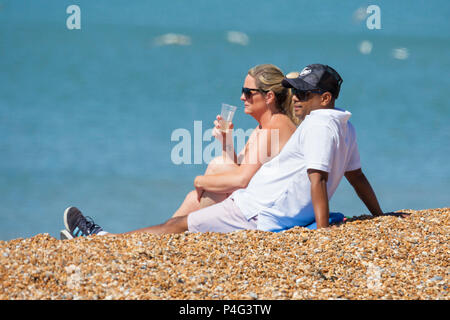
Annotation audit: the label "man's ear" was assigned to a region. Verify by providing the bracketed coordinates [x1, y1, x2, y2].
[321, 92, 333, 106]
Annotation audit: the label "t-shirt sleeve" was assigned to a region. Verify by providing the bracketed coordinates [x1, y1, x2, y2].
[346, 137, 361, 172]
[345, 123, 361, 172]
[302, 124, 335, 173]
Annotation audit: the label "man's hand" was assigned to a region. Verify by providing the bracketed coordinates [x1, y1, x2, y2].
[383, 211, 411, 218]
[308, 169, 330, 229]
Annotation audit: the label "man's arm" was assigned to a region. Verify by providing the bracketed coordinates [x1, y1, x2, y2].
[344, 168, 383, 216]
[308, 169, 330, 229]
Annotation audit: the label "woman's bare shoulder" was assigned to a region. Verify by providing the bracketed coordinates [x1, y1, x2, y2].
[269, 114, 296, 130]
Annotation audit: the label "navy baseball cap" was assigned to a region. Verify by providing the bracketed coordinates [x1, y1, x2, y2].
[282, 64, 343, 99]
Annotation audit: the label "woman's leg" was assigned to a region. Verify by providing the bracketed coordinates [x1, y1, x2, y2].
[199, 157, 238, 208]
[171, 190, 201, 218]
[121, 216, 188, 235]
[171, 156, 238, 218]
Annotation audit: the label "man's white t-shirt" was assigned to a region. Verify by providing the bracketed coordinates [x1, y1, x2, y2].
[231, 108, 361, 232]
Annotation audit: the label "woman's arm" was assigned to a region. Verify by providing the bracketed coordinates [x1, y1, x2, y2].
[195, 125, 276, 194]
[194, 161, 261, 194]
[213, 115, 237, 164]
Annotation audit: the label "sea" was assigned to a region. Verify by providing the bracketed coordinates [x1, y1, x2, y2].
[0, 0, 449, 240]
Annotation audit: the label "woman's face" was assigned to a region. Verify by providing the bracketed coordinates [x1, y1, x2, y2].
[240, 75, 267, 116]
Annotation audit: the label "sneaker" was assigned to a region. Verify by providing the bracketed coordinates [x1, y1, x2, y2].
[60, 229, 73, 240]
[62, 206, 104, 239]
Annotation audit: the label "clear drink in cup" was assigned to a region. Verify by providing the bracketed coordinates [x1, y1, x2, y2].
[219, 103, 237, 133]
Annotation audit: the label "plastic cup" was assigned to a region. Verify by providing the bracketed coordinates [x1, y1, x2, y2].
[219, 103, 237, 133]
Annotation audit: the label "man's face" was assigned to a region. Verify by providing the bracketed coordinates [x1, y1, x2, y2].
[291, 90, 324, 122]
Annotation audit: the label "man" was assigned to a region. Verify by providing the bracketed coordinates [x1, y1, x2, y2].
[276, 64, 384, 229]
[285, 71, 307, 121]
[61, 64, 384, 238]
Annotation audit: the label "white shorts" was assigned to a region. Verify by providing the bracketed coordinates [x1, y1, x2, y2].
[187, 197, 257, 233]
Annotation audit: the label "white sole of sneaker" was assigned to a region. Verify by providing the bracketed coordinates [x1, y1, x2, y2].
[63, 207, 73, 232]
[60, 229, 73, 240]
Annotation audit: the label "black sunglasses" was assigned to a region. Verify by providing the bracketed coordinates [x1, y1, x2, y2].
[291, 88, 325, 101]
[242, 87, 269, 99]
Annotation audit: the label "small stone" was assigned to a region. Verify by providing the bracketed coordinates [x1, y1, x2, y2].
[430, 276, 443, 281]
[249, 292, 258, 299]
[0, 208, 447, 300]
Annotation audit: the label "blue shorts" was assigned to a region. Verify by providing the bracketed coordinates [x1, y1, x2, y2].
[303, 212, 345, 230]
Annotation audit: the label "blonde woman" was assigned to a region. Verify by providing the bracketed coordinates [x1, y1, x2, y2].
[171, 64, 299, 218]
[61, 64, 299, 238]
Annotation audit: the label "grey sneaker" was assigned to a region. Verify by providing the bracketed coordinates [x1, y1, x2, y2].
[60, 229, 73, 240]
[62, 207, 104, 239]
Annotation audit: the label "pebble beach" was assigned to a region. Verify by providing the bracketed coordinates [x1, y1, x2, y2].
[0, 208, 448, 300]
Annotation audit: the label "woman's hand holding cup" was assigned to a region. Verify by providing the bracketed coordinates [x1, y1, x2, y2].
[212, 115, 234, 144]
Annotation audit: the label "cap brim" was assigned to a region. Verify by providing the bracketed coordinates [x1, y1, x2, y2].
[282, 77, 317, 91]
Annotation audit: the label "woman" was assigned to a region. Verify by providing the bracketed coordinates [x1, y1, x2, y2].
[170, 63, 299, 219]
[60, 64, 299, 238]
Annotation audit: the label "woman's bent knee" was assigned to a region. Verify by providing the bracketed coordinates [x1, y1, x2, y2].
[205, 156, 238, 175]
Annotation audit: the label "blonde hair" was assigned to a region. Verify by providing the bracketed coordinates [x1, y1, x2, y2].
[248, 64, 299, 126]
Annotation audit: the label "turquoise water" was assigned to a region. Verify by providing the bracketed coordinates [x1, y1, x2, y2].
[1, 1, 449, 240]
